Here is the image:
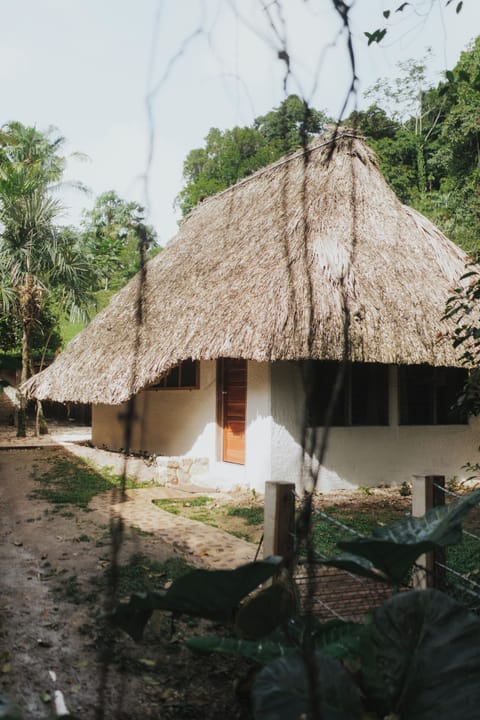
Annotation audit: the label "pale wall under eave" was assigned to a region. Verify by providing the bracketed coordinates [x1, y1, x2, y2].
[269, 361, 480, 492]
[92, 359, 217, 462]
[91, 360, 274, 491]
[92, 359, 480, 493]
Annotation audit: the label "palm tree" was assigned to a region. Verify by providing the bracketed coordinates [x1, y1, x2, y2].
[0, 123, 95, 436]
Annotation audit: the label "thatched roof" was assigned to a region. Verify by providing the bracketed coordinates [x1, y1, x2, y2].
[24, 132, 470, 405]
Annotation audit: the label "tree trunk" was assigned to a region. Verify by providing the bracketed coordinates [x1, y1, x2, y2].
[16, 324, 29, 438]
[35, 400, 48, 436]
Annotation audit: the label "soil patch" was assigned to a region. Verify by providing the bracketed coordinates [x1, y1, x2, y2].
[0, 431, 413, 719]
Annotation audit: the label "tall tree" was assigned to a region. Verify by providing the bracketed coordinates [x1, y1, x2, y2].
[348, 37, 480, 250]
[81, 191, 158, 293]
[177, 95, 329, 216]
[0, 122, 95, 436]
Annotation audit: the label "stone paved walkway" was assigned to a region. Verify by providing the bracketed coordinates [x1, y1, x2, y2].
[90, 487, 259, 570]
[0, 424, 260, 570]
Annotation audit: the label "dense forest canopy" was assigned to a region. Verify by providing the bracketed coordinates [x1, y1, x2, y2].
[177, 95, 330, 216]
[178, 37, 480, 253]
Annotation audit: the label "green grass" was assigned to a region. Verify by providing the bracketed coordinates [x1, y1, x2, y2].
[60, 318, 86, 345]
[91, 553, 192, 597]
[55, 553, 192, 607]
[154, 496, 211, 516]
[447, 536, 480, 580]
[311, 506, 408, 558]
[153, 497, 264, 542]
[30, 455, 147, 508]
[226, 505, 264, 526]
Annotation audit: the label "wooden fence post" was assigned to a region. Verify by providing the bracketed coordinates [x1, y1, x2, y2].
[412, 475, 445, 589]
[263, 481, 295, 560]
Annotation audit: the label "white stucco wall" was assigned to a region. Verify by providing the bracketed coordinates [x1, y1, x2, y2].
[92, 360, 217, 463]
[244, 361, 272, 492]
[92, 358, 479, 493]
[91, 359, 273, 491]
[270, 361, 480, 492]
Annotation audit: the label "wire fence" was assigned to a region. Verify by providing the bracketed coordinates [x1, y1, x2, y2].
[432, 482, 480, 612]
[294, 493, 400, 622]
[290, 482, 480, 622]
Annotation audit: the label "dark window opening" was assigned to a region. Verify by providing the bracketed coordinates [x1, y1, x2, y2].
[149, 359, 199, 390]
[398, 365, 467, 425]
[305, 361, 389, 427]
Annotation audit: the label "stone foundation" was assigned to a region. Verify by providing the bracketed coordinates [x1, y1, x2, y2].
[155, 456, 209, 485]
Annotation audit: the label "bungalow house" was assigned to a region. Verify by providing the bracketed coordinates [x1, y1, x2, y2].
[24, 132, 480, 492]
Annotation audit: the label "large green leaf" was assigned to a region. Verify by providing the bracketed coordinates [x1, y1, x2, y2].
[235, 581, 297, 639]
[312, 619, 363, 660]
[186, 634, 294, 665]
[252, 652, 363, 720]
[339, 489, 480, 583]
[362, 589, 480, 719]
[187, 619, 363, 664]
[321, 553, 389, 582]
[108, 557, 282, 640]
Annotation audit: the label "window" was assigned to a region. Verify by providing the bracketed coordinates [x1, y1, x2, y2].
[398, 365, 467, 425]
[149, 359, 199, 389]
[305, 361, 389, 427]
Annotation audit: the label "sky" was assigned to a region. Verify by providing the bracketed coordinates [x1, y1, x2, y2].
[0, 0, 478, 245]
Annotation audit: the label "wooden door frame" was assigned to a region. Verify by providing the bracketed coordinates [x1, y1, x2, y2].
[216, 358, 247, 464]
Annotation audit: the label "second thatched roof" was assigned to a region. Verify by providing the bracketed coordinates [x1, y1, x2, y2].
[24, 132, 469, 405]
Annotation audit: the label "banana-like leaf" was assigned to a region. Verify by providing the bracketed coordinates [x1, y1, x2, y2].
[107, 556, 282, 640]
[252, 652, 363, 720]
[187, 619, 362, 664]
[339, 489, 480, 583]
[235, 581, 297, 639]
[362, 589, 480, 719]
[322, 553, 389, 582]
[312, 619, 363, 660]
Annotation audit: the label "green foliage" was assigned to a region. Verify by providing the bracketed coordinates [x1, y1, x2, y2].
[235, 580, 297, 639]
[253, 652, 363, 720]
[81, 190, 158, 291]
[0, 298, 62, 356]
[348, 37, 480, 250]
[29, 455, 146, 508]
[177, 95, 328, 215]
[107, 557, 282, 640]
[336, 489, 480, 583]
[106, 489, 480, 718]
[250, 590, 480, 720]
[188, 618, 362, 665]
[361, 589, 480, 719]
[0, 122, 96, 413]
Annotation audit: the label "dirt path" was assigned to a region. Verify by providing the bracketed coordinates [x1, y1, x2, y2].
[0, 426, 411, 719]
[0, 428, 260, 719]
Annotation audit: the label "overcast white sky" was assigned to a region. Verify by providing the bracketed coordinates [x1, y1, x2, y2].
[0, 0, 477, 244]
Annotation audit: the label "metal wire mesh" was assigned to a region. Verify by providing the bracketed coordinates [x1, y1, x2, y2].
[432, 482, 480, 612]
[294, 496, 399, 622]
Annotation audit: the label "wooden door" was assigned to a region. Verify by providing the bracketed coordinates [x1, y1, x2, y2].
[219, 359, 247, 464]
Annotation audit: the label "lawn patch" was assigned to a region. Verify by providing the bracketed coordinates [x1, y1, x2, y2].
[153, 497, 264, 543]
[30, 455, 148, 508]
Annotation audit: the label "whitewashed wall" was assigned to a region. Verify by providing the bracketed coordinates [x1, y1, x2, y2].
[91, 359, 273, 491]
[269, 361, 480, 492]
[92, 359, 479, 493]
[92, 360, 217, 462]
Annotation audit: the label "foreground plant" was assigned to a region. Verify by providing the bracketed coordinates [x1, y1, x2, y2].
[107, 490, 480, 719]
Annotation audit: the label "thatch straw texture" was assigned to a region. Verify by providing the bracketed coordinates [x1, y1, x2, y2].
[24, 133, 470, 405]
